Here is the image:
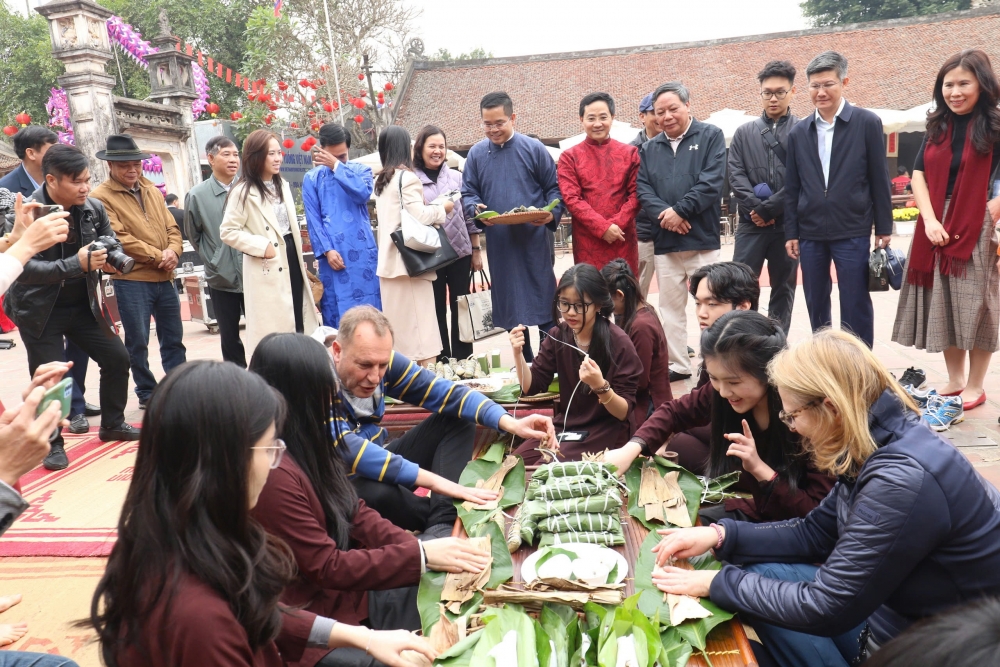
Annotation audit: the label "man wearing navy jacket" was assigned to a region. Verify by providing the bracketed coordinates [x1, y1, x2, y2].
[784, 51, 892, 348]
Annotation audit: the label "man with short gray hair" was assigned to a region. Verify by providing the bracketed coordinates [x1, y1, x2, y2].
[783, 51, 892, 348]
[636, 81, 727, 381]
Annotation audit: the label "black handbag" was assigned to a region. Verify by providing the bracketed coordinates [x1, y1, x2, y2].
[868, 248, 890, 292]
[388, 174, 459, 276]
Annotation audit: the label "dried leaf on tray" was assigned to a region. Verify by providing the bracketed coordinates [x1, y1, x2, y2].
[428, 609, 459, 653]
[639, 461, 692, 528]
[483, 585, 623, 610]
[461, 454, 518, 511]
[656, 560, 714, 626]
[528, 578, 625, 592]
[441, 535, 492, 613]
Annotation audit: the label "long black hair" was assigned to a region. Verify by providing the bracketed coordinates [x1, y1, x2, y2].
[374, 125, 414, 196]
[90, 361, 293, 666]
[926, 49, 1000, 154]
[552, 263, 615, 377]
[700, 310, 803, 489]
[600, 258, 652, 334]
[250, 333, 358, 548]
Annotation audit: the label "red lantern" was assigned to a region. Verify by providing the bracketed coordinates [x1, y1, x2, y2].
[277, 81, 288, 91]
[290, 122, 299, 129]
[323, 103, 333, 113]
[264, 114, 274, 125]
[15, 112, 31, 126]
[384, 82, 394, 91]
[311, 124, 320, 132]
[357, 73, 365, 81]
[268, 103, 278, 111]
[353, 114, 364, 124]
[206, 102, 220, 117]
[282, 138, 295, 149]
[354, 99, 365, 109]
[307, 110, 316, 117]
[299, 79, 310, 88]
[2, 126, 16, 137]
[331, 101, 339, 110]
[248, 93, 257, 102]
[359, 89, 367, 97]
[230, 111, 243, 121]
[258, 92, 271, 103]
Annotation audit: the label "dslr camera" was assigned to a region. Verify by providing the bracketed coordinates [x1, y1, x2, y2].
[90, 235, 135, 274]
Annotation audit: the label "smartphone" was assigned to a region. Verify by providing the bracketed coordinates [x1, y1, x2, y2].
[556, 431, 589, 443]
[36, 377, 73, 420]
[31, 204, 63, 221]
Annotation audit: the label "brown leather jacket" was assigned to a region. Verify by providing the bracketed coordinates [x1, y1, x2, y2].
[90, 175, 182, 282]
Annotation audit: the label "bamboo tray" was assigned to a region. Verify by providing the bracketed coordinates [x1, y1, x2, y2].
[481, 211, 549, 225]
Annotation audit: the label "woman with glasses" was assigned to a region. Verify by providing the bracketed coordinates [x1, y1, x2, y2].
[509, 263, 642, 465]
[650, 329, 1000, 667]
[89, 360, 435, 667]
[248, 333, 490, 667]
[374, 125, 451, 368]
[604, 309, 833, 523]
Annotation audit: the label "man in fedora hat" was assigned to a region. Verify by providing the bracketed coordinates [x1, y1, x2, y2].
[91, 134, 186, 408]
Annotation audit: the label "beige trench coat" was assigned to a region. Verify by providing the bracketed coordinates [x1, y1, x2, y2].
[220, 179, 318, 354]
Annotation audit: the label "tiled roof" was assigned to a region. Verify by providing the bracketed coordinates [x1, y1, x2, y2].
[393, 7, 1000, 149]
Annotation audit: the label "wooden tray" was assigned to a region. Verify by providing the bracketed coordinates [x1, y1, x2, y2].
[481, 210, 549, 225]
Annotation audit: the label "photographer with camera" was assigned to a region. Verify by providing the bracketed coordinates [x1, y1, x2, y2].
[91, 135, 186, 409]
[3, 145, 137, 470]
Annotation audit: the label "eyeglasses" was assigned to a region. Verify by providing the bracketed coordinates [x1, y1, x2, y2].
[481, 119, 509, 131]
[251, 438, 287, 469]
[554, 299, 593, 314]
[760, 90, 789, 100]
[808, 82, 840, 91]
[778, 399, 821, 427]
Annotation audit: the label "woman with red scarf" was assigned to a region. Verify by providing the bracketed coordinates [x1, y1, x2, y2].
[893, 49, 1000, 410]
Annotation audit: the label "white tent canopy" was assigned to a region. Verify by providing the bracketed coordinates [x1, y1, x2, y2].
[702, 108, 757, 147]
[867, 102, 932, 134]
[558, 120, 639, 150]
[351, 146, 466, 175]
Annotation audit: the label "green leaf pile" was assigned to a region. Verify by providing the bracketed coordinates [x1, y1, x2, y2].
[455, 443, 526, 534]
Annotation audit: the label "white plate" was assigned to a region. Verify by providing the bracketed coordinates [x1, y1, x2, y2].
[455, 377, 507, 393]
[521, 543, 628, 585]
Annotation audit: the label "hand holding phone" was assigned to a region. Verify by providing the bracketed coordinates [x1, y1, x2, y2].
[36, 378, 73, 421]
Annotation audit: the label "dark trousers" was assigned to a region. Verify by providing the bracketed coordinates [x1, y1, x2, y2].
[520, 320, 557, 364]
[65, 340, 90, 417]
[352, 412, 476, 531]
[733, 229, 798, 334]
[113, 279, 188, 402]
[209, 287, 246, 368]
[19, 303, 130, 448]
[285, 234, 305, 333]
[799, 237, 874, 347]
[433, 254, 473, 361]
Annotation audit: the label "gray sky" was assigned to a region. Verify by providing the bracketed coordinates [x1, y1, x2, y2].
[408, 0, 810, 59]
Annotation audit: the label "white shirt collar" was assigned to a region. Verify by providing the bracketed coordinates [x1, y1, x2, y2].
[815, 97, 846, 126]
[666, 118, 694, 143]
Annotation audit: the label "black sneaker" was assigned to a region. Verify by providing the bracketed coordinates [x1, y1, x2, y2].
[43, 443, 69, 471]
[687, 346, 696, 358]
[84, 402, 101, 416]
[898, 367, 926, 389]
[138, 400, 148, 410]
[67, 414, 90, 435]
[99, 423, 141, 442]
[669, 370, 692, 382]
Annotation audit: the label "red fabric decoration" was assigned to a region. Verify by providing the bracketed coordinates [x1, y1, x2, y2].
[225, 68, 232, 83]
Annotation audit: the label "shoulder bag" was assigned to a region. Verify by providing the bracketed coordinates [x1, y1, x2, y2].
[389, 173, 459, 276]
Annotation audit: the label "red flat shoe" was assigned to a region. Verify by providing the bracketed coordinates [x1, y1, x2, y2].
[964, 393, 987, 410]
[941, 389, 964, 397]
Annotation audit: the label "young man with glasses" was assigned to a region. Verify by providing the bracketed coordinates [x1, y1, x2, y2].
[461, 91, 564, 362]
[784, 51, 893, 348]
[728, 61, 801, 334]
[3, 145, 137, 470]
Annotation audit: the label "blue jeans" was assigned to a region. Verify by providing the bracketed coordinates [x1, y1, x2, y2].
[798, 237, 874, 347]
[113, 279, 187, 402]
[0, 653, 79, 666]
[745, 563, 865, 667]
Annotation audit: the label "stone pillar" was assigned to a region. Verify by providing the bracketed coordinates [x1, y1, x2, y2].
[36, 0, 118, 186]
[146, 10, 200, 192]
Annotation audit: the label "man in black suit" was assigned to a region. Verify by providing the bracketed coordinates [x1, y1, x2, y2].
[165, 193, 186, 241]
[1, 127, 101, 434]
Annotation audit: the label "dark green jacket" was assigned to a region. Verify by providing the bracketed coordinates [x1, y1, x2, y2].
[184, 176, 242, 293]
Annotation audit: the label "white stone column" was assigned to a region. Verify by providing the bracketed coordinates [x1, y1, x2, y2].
[36, 0, 119, 186]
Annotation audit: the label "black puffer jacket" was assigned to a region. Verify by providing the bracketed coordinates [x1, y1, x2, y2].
[3, 185, 118, 339]
[711, 390, 1000, 647]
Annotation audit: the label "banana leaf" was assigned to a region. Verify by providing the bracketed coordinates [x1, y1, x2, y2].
[594, 594, 664, 667]
[625, 456, 703, 531]
[436, 631, 483, 666]
[455, 443, 526, 533]
[632, 530, 735, 652]
[659, 627, 694, 667]
[571, 602, 609, 667]
[468, 605, 539, 667]
[701, 470, 743, 505]
[533, 618, 553, 667]
[470, 519, 514, 590]
[490, 383, 522, 404]
[540, 604, 579, 667]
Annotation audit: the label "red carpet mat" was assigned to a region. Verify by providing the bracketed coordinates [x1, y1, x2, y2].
[0, 430, 137, 558]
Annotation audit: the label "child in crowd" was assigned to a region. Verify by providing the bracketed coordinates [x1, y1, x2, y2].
[601, 259, 672, 427]
[510, 263, 642, 464]
[605, 310, 833, 522]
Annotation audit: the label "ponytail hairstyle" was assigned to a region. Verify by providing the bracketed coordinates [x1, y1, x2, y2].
[700, 310, 802, 488]
[600, 258, 652, 334]
[553, 263, 615, 377]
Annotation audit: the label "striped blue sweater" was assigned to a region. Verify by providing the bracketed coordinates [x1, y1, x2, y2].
[333, 350, 507, 486]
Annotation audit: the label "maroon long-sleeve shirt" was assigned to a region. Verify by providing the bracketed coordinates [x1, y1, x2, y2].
[627, 306, 673, 427]
[633, 381, 835, 521]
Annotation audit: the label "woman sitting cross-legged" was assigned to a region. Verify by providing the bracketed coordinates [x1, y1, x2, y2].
[604, 310, 834, 523]
[510, 263, 642, 465]
[88, 360, 435, 667]
[650, 329, 1000, 667]
[248, 333, 491, 667]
